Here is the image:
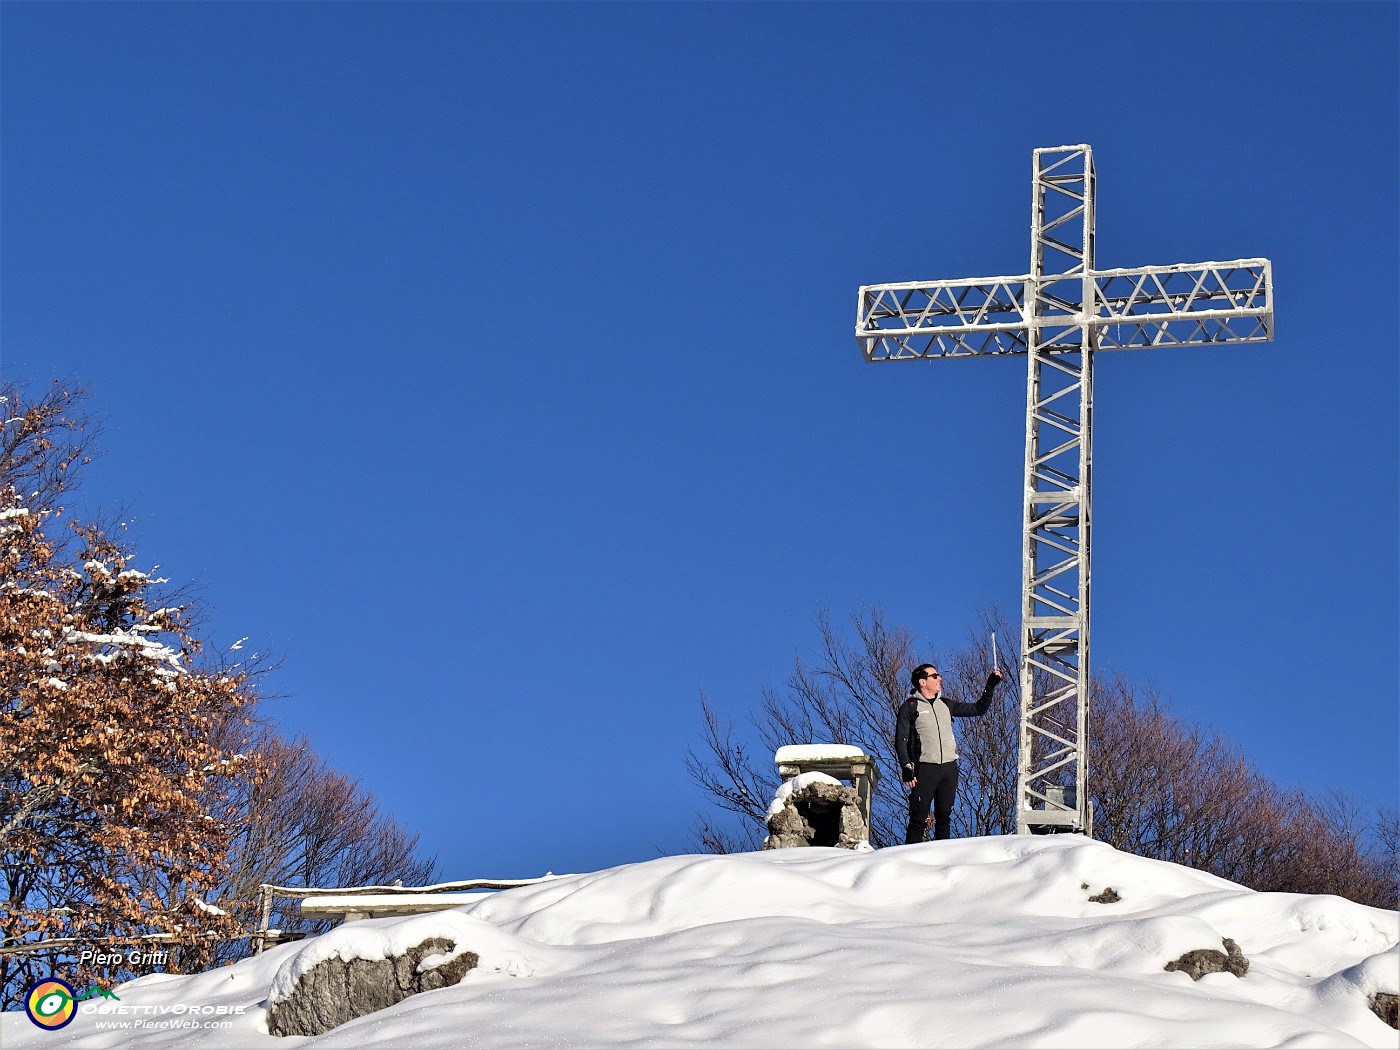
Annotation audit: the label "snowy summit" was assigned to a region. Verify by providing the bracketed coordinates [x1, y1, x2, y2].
[4, 836, 1396, 1048]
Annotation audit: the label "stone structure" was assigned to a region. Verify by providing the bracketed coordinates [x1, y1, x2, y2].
[764, 776, 868, 850]
[267, 936, 478, 1037]
[774, 744, 880, 834]
[1164, 937, 1249, 981]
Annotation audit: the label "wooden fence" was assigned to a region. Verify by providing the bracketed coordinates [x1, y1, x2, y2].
[0, 873, 570, 959]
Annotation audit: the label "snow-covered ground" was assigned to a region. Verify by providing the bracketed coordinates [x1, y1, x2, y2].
[4, 836, 1396, 1048]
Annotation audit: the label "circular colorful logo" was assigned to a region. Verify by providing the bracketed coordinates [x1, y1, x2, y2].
[25, 978, 77, 1030]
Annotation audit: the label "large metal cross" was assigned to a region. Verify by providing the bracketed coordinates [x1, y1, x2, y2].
[855, 144, 1273, 835]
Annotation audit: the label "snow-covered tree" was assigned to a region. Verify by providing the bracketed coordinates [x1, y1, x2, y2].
[0, 379, 440, 1006]
[0, 485, 254, 1004]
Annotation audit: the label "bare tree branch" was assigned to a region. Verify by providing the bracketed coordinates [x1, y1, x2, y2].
[685, 605, 1396, 909]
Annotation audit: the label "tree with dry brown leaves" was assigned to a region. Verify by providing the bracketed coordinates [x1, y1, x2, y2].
[1, 380, 440, 1005]
[0, 484, 256, 1004]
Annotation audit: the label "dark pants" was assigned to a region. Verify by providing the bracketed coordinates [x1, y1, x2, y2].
[905, 760, 959, 843]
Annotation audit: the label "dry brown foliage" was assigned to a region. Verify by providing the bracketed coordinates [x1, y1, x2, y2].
[0, 485, 255, 1001]
[1, 380, 438, 1006]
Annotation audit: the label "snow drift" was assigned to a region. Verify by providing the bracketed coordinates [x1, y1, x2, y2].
[3, 836, 1396, 1048]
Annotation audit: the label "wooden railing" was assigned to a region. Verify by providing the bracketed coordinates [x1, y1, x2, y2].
[0, 873, 572, 959]
[252, 873, 571, 952]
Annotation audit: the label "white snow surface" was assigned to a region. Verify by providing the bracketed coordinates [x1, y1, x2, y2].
[4, 837, 1397, 1049]
[774, 743, 870, 763]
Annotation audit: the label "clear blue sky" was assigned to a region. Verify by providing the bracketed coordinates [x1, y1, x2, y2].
[3, 2, 1396, 880]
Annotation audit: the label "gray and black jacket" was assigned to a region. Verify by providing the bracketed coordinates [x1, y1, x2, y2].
[894, 673, 1001, 781]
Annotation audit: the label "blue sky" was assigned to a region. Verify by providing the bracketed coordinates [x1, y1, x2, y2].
[3, 2, 1396, 880]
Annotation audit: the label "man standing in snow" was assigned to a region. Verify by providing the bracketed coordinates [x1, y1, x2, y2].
[895, 663, 1003, 844]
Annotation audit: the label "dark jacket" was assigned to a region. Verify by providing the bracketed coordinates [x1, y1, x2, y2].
[894, 672, 1001, 781]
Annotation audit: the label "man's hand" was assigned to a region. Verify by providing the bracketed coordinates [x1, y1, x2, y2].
[992, 666, 1004, 680]
[904, 778, 917, 789]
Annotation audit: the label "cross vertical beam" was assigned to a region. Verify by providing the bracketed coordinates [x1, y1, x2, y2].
[1019, 146, 1095, 833]
[854, 144, 1274, 836]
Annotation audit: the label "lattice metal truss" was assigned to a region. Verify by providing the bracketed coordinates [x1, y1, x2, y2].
[855, 145, 1274, 835]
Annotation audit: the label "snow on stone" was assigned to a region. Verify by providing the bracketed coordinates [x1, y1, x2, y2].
[774, 742, 869, 763]
[267, 911, 536, 1006]
[765, 770, 844, 819]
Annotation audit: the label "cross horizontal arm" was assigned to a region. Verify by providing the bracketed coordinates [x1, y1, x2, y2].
[857, 257, 1272, 360]
[856, 276, 1031, 360]
[1092, 258, 1272, 349]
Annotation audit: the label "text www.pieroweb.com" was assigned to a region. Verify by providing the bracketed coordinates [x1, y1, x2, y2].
[84, 1003, 245, 1031]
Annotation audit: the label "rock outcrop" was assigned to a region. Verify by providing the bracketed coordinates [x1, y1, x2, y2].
[1164, 937, 1249, 980]
[1370, 992, 1398, 1029]
[267, 936, 478, 1037]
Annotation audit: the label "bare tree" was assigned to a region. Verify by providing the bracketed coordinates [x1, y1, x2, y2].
[1261, 790, 1397, 906]
[1370, 805, 1399, 908]
[209, 729, 438, 963]
[1084, 679, 1395, 906]
[688, 606, 1396, 909]
[687, 607, 1007, 849]
[684, 696, 775, 852]
[0, 379, 98, 516]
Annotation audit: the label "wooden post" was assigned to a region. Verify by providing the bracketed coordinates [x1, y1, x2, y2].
[255, 884, 274, 955]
